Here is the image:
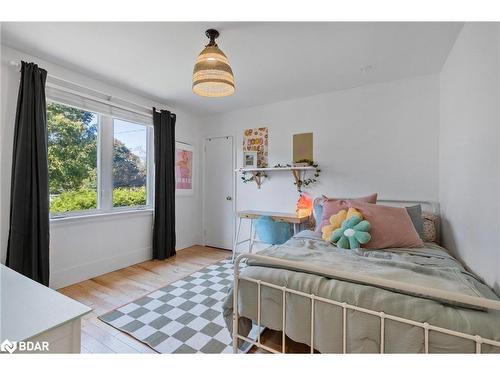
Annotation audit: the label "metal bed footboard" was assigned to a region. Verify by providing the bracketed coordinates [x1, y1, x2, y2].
[232, 253, 500, 354]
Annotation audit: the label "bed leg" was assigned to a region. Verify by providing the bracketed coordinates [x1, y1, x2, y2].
[257, 281, 261, 347]
[310, 294, 315, 353]
[342, 303, 347, 354]
[282, 287, 286, 353]
[249, 219, 255, 254]
[380, 312, 385, 353]
[475, 335, 482, 354]
[424, 323, 429, 354]
[232, 217, 242, 263]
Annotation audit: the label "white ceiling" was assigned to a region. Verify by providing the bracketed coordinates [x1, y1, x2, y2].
[1, 22, 462, 115]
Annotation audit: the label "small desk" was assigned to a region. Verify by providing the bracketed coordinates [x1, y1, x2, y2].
[232, 210, 310, 262]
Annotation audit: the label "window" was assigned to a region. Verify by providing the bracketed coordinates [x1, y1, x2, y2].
[48, 103, 99, 214]
[113, 120, 148, 208]
[48, 101, 152, 217]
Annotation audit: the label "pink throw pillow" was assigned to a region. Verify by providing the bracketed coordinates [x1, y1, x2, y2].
[347, 201, 424, 249]
[317, 193, 378, 232]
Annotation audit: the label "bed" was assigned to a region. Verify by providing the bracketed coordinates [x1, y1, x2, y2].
[223, 206, 500, 353]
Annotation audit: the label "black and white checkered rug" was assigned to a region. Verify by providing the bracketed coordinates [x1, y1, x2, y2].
[99, 258, 254, 353]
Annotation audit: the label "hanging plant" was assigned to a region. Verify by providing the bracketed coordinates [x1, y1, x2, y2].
[291, 159, 321, 192]
[241, 171, 267, 184]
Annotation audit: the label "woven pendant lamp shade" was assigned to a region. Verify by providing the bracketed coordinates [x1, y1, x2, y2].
[192, 29, 235, 97]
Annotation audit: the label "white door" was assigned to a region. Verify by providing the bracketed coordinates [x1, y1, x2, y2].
[204, 136, 234, 249]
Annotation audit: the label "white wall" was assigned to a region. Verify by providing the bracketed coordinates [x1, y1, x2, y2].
[0, 46, 203, 288]
[203, 75, 440, 219]
[439, 23, 500, 294]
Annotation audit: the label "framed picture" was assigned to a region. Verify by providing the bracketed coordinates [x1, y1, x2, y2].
[243, 151, 258, 168]
[293, 132, 313, 164]
[175, 141, 194, 196]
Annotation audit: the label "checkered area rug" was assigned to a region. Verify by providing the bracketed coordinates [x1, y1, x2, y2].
[99, 258, 253, 354]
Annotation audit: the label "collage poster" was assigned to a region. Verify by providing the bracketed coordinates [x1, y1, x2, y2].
[242, 127, 268, 167]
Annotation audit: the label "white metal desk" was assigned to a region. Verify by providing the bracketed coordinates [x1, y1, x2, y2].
[232, 210, 310, 262]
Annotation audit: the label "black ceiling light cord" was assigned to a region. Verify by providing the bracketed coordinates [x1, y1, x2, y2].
[205, 29, 219, 46]
[7, 61, 50, 286]
[152, 107, 177, 260]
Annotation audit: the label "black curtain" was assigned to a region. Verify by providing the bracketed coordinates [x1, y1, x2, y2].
[6, 61, 50, 286]
[152, 108, 176, 260]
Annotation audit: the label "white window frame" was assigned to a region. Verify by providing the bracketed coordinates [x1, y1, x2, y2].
[47, 100, 154, 220]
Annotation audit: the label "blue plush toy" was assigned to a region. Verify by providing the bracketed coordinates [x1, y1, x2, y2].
[331, 216, 371, 249]
[255, 216, 294, 245]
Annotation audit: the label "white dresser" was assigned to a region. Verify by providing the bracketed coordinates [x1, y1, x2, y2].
[0, 264, 92, 353]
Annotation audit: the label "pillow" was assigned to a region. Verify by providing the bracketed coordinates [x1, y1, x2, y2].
[255, 216, 294, 245]
[312, 197, 325, 231]
[422, 211, 440, 243]
[317, 193, 378, 232]
[321, 208, 362, 241]
[405, 204, 425, 240]
[331, 214, 372, 249]
[347, 201, 424, 249]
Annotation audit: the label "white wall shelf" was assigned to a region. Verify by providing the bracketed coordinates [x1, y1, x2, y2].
[235, 166, 317, 190]
[235, 166, 316, 173]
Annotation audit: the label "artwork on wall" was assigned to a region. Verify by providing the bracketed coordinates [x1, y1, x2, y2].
[243, 151, 258, 168]
[243, 127, 268, 167]
[175, 141, 194, 196]
[293, 132, 313, 164]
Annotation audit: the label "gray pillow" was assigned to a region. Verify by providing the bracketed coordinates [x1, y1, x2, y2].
[406, 204, 425, 240]
[313, 199, 324, 231]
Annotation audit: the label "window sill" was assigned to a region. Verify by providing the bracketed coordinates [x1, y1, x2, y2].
[50, 208, 154, 225]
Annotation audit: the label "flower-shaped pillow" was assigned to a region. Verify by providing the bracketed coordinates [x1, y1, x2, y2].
[331, 216, 371, 249]
[321, 208, 362, 241]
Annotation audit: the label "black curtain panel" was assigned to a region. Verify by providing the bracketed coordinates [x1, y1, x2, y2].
[152, 108, 177, 260]
[6, 61, 50, 286]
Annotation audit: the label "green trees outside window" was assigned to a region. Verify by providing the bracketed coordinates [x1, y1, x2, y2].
[112, 119, 147, 207]
[48, 102, 148, 214]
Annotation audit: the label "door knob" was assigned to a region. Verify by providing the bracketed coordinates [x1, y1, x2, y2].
[226, 196, 232, 201]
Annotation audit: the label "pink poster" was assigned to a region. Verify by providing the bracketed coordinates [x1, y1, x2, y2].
[175, 143, 193, 194]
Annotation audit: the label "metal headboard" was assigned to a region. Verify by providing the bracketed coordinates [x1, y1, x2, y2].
[375, 199, 440, 215]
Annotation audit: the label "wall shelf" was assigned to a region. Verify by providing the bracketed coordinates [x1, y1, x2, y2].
[235, 167, 316, 173]
[235, 166, 317, 190]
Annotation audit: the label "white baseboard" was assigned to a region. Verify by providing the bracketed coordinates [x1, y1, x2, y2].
[50, 247, 152, 289]
[50, 239, 204, 290]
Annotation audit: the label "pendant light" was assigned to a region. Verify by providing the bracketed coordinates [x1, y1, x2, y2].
[192, 29, 235, 97]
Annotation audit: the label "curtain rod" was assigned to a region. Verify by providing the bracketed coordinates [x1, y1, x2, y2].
[9, 60, 170, 117]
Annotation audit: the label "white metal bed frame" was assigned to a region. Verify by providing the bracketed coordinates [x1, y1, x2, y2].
[232, 254, 500, 354]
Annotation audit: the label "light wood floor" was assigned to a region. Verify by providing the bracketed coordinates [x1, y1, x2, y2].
[59, 245, 311, 354]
